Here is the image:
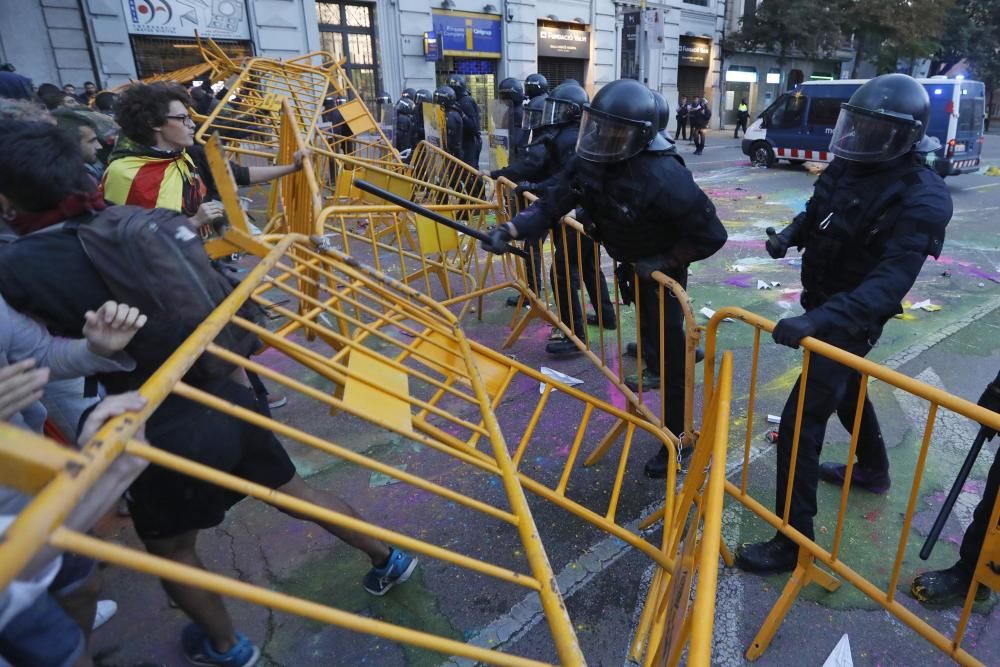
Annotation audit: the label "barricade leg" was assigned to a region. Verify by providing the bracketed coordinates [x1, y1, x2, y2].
[746, 548, 840, 661]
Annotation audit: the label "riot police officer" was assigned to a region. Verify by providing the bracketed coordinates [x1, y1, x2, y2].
[524, 73, 549, 101]
[447, 73, 483, 168]
[482, 78, 727, 476]
[400, 87, 416, 102]
[498, 77, 526, 161]
[394, 96, 416, 154]
[735, 73, 952, 573]
[412, 89, 432, 144]
[434, 85, 464, 161]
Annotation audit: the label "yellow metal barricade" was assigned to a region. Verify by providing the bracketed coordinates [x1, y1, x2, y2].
[0, 234, 724, 665]
[700, 307, 1000, 666]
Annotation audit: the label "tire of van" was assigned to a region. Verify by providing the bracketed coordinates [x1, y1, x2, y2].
[750, 141, 775, 168]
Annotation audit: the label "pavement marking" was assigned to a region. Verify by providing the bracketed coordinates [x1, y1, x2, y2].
[440, 240, 1000, 667]
[962, 182, 1000, 191]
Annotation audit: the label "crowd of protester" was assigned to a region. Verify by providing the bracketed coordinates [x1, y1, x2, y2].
[0, 68, 417, 667]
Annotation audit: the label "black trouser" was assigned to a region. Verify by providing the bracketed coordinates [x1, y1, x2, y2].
[775, 329, 888, 541]
[734, 117, 748, 137]
[637, 270, 688, 436]
[551, 228, 614, 336]
[522, 236, 544, 294]
[676, 118, 688, 141]
[959, 431, 1000, 573]
[462, 137, 483, 170]
[692, 126, 706, 151]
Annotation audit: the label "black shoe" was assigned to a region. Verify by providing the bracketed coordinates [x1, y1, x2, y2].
[911, 563, 990, 607]
[735, 537, 798, 574]
[644, 447, 670, 478]
[818, 462, 890, 494]
[623, 342, 704, 363]
[545, 335, 581, 356]
[586, 312, 617, 329]
[506, 294, 529, 308]
[625, 368, 660, 391]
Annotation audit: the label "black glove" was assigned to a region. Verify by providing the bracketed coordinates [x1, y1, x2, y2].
[765, 226, 790, 259]
[772, 315, 817, 349]
[615, 262, 635, 306]
[978, 381, 1000, 439]
[634, 254, 678, 281]
[514, 181, 535, 200]
[482, 225, 513, 254]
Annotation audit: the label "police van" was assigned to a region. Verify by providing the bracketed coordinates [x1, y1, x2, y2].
[741, 78, 986, 176]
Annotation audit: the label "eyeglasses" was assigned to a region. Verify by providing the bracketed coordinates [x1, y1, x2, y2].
[165, 114, 195, 126]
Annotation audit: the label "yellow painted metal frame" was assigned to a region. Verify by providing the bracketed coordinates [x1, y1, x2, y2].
[701, 307, 1000, 666]
[0, 234, 724, 665]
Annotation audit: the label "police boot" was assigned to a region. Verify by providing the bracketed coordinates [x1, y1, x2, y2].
[625, 368, 660, 391]
[623, 342, 705, 363]
[911, 563, 990, 607]
[644, 443, 694, 478]
[545, 333, 581, 357]
[735, 536, 799, 574]
[586, 309, 617, 329]
[818, 462, 890, 495]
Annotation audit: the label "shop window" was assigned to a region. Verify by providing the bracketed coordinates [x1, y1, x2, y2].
[130, 36, 252, 80]
[436, 57, 496, 131]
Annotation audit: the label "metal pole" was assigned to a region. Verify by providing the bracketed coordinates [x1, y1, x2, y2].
[638, 0, 647, 85]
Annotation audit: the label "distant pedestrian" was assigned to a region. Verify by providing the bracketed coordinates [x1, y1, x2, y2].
[735, 98, 749, 138]
[676, 96, 689, 141]
[691, 97, 711, 155]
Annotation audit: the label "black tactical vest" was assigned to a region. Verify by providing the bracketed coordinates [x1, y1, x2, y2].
[800, 159, 929, 304]
[571, 150, 687, 262]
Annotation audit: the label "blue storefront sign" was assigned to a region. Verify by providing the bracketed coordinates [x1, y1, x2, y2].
[431, 10, 502, 57]
[424, 31, 441, 62]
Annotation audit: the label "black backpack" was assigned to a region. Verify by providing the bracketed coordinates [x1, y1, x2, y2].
[73, 205, 261, 382]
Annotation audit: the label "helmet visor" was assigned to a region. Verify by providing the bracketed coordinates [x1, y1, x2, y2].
[523, 107, 544, 130]
[575, 108, 649, 163]
[829, 105, 921, 162]
[541, 98, 576, 126]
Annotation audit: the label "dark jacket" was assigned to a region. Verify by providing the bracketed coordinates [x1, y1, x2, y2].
[511, 149, 727, 267]
[443, 106, 464, 160]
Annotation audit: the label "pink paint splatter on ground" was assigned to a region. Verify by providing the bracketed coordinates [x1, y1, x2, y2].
[934, 255, 1000, 283]
[724, 275, 753, 288]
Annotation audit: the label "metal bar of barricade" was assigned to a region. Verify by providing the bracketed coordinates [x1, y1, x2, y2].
[700, 306, 1000, 666]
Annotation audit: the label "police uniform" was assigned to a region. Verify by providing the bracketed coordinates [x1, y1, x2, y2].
[394, 99, 415, 153]
[737, 73, 953, 573]
[486, 80, 727, 459]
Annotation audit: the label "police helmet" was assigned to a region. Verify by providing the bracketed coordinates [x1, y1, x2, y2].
[522, 93, 547, 131]
[396, 97, 416, 115]
[498, 77, 524, 102]
[414, 89, 432, 106]
[540, 82, 588, 128]
[375, 92, 391, 107]
[829, 73, 931, 163]
[576, 79, 659, 163]
[651, 90, 670, 132]
[401, 87, 416, 100]
[446, 73, 467, 96]
[524, 73, 549, 99]
[434, 85, 457, 107]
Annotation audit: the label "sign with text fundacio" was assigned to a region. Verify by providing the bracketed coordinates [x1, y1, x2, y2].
[537, 25, 591, 60]
[121, 0, 251, 39]
[678, 36, 712, 67]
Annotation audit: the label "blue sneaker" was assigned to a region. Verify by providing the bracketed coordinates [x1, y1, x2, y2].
[363, 548, 418, 596]
[181, 623, 260, 667]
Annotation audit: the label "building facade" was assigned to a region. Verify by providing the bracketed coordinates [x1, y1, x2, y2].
[1, 0, 729, 128]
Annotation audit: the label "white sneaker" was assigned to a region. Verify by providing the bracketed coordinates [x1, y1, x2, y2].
[92, 599, 117, 631]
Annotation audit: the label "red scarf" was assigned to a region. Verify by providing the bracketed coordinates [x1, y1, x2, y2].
[8, 191, 108, 236]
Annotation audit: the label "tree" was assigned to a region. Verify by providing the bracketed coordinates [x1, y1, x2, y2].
[726, 0, 845, 59]
[936, 0, 1000, 86]
[841, 0, 953, 77]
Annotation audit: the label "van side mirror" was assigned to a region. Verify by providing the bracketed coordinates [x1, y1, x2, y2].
[760, 116, 770, 129]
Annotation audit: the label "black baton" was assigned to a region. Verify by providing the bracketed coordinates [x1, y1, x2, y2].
[352, 179, 528, 259]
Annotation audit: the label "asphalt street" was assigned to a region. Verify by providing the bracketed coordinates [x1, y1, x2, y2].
[91, 133, 1000, 667]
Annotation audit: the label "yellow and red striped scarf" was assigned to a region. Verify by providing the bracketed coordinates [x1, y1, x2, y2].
[102, 139, 205, 216]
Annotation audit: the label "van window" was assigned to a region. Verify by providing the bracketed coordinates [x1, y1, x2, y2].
[958, 97, 985, 133]
[806, 98, 842, 127]
[770, 94, 807, 129]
